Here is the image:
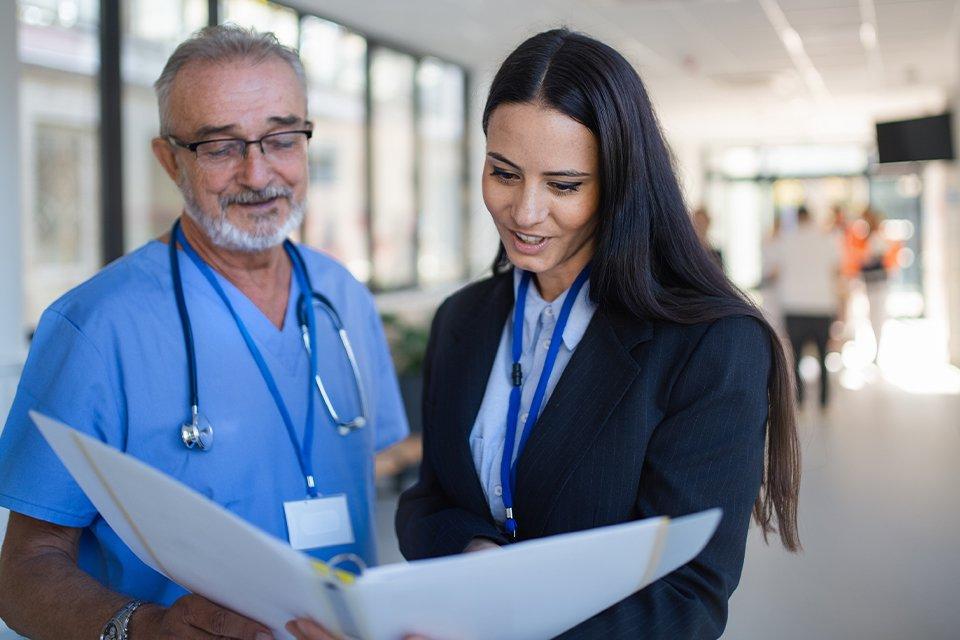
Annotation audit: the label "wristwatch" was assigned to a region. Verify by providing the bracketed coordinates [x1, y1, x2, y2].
[100, 600, 143, 640]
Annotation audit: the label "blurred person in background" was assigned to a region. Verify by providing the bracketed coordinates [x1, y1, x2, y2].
[392, 28, 801, 640]
[773, 205, 841, 408]
[693, 205, 724, 269]
[829, 204, 856, 331]
[760, 214, 785, 336]
[859, 207, 896, 353]
[831, 204, 864, 283]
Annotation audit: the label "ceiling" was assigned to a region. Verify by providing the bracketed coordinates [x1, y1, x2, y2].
[292, 0, 960, 145]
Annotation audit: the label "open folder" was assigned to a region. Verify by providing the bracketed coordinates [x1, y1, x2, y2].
[31, 410, 721, 640]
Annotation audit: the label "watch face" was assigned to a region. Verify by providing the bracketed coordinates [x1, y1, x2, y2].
[103, 622, 120, 640]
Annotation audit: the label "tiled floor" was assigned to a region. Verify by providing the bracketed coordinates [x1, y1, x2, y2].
[722, 379, 960, 639]
[2, 376, 959, 639]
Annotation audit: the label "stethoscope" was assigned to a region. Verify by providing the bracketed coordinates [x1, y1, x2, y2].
[169, 218, 368, 453]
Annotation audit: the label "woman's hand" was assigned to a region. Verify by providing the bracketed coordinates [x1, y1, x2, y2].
[463, 537, 501, 553]
[286, 619, 340, 639]
[286, 618, 428, 640]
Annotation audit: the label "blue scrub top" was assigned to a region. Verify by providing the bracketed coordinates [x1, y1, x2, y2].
[0, 240, 408, 606]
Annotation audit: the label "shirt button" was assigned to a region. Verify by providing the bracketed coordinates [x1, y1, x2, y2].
[542, 339, 551, 349]
[494, 485, 503, 496]
[545, 306, 554, 316]
[520, 412, 528, 423]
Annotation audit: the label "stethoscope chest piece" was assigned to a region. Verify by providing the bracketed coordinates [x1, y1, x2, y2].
[336, 416, 366, 437]
[181, 411, 214, 451]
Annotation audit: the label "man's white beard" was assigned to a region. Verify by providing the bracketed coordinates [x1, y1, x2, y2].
[178, 170, 305, 252]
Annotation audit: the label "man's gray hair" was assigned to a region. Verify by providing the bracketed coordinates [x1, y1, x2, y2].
[154, 24, 307, 136]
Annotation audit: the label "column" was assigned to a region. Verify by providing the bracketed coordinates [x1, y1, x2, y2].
[0, 2, 25, 417]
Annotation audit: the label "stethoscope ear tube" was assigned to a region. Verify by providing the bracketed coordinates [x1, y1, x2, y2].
[287, 243, 366, 434]
[298, 292, 368, 435]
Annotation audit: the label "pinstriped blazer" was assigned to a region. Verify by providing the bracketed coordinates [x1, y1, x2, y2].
[395, 271, 771, 639]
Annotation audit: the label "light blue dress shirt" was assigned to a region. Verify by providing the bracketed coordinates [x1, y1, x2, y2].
[0, 240, 408, 606]
[469, 268, 597, 524]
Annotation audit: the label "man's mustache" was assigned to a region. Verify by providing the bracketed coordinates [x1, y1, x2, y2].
[220, 185, 293, 208]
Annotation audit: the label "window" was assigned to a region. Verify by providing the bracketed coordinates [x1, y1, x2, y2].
[221, 0, 298, 47]
[417, 58, 466, 285]
[18, 0, 101, 326]
[122, 0, 207, 249]
[300, 16, 370, 281]
[17, 0, 470, 333]
[370, 48, 417, 289]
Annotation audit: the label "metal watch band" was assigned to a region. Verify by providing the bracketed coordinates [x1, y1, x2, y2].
[99, 599, 143, 640]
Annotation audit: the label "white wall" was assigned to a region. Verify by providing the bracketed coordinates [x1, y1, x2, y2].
[949, 104, 960, 366]
[921, 162, 955, 363]
[946, 12, 960, 365]
[0, 6, 23, 638]
[0, 0, 25, 416]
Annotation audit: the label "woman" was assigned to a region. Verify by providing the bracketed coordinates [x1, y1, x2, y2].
[394, 28, 801, 640]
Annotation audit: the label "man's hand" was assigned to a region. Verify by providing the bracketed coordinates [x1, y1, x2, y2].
[132, 594, 273, 639]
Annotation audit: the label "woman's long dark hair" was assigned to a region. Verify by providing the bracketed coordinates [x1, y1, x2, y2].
[484, 29, 801, 551]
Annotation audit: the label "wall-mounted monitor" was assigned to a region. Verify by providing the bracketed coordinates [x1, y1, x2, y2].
[875, 113, 955, 163]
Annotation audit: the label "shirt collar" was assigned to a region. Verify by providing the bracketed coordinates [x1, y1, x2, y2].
[512, 267, 596, 350]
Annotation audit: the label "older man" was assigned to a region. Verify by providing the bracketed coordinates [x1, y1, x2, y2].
[0, 26, 407, 639]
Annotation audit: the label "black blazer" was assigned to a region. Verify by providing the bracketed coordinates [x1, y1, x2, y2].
[396, 271, 771, 639]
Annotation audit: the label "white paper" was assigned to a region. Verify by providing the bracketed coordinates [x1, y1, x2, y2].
[31, 410, 721, 640]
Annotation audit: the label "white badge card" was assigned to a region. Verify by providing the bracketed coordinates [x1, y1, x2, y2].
[283, 494, 355, 550]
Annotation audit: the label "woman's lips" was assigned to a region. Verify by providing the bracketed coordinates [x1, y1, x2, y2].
[511, 230, 550, 255]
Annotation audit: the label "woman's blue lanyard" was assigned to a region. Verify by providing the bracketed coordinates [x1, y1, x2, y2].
[174, 224, 321, 498]
[500, 264, 591, 538]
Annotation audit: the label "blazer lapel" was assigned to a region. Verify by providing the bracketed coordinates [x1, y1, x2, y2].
[512, 307, 652, 538]
[439, 273, 514, 517]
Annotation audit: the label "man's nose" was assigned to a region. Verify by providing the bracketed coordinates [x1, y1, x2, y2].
[236, 143, 274, 190]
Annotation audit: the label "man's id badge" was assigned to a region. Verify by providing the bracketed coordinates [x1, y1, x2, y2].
[283, 494, 355, 550]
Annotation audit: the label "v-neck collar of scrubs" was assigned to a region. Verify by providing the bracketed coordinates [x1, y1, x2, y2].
[162, 239, 304, 377]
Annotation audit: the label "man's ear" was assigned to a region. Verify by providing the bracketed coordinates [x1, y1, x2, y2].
[152, 137, 181, 183]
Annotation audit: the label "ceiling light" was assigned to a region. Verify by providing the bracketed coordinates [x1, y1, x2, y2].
[782, 28, 804, 54]
[860, 22, 877, 49]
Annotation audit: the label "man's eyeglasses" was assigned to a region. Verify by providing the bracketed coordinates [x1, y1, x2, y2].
[167, 130, 313, 170]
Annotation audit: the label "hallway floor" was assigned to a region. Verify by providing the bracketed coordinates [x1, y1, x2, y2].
[722, 378, 960, 639]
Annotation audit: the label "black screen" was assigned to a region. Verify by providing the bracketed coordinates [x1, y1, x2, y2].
[876, 113, 955, 163]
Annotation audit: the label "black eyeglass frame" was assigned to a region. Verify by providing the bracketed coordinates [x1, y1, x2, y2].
[167, 129, 314, 156]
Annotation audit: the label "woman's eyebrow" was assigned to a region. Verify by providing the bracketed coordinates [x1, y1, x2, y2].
[487, 152, 522, 171]
[543, 169, 591, 178]
[488, 152, 590, 178]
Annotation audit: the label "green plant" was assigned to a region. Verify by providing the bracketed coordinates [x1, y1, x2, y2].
[380, 313, 430, 378]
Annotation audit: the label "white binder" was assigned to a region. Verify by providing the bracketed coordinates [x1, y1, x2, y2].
[31, 410, 721, 640]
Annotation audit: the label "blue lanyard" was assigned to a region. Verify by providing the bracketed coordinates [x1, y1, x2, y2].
[174, 224, 321, 498]
[500, 264, 591, 537]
